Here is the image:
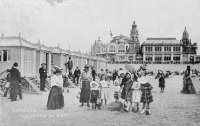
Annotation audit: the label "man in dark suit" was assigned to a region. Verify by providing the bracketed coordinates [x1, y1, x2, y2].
[91, 66, 96, 81]
[39, 63, 47, 91]
[7, 62, 21, 101]
[67, 57, 73, 78]
[73, 67, 81, 86]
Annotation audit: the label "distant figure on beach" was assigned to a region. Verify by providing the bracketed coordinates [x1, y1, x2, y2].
[182, 66, 195, 94]
[159, 74, 165, 93]
[47, 68, 64, 110]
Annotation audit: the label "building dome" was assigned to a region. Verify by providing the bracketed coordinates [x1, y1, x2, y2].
[110, 35, 130, 44]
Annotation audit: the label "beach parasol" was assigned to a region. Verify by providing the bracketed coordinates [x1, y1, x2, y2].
[125, 64, 136, 74]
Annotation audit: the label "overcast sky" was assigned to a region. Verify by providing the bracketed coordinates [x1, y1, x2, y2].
[0, 0, 200, 54]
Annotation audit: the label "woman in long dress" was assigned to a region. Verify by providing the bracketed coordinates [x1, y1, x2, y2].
[80, 65, 92, 107]
[47, 68, 64, 110]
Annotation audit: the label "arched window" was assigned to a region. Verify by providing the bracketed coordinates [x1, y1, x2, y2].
[118, 45, 125, 53]
[109, 45, 116, 52]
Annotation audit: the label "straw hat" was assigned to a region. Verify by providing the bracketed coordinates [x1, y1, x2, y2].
[90, 81, 99, 89]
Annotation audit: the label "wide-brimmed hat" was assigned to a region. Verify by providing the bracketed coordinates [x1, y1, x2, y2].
[90, 81, 99, 88]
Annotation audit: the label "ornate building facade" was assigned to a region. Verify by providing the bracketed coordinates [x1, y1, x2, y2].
[91, 22, 198, 64]
[141, 27, 198, 63]
[91, 21, 142, 63]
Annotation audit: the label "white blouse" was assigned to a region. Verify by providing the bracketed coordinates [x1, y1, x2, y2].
[100, 80, 109, 88]
[51, 75, 63, 88]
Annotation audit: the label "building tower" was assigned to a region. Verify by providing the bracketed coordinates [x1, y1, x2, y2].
[182, 27, 190, 45]
[129, 21, 140, 53]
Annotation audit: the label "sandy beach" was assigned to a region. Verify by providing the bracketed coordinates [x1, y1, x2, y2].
[1, 74, 200, 126]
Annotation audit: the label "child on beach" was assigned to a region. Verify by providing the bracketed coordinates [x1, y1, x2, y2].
[113, 77, 121, 102]
[100, 74, 110, 106]
[90, 81, 100, 110]
[138, 71, 153, 115]
[131, 73, 141, 112]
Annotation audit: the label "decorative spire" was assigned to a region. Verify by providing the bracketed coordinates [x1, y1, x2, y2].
[57, 42, 60, 48]
[133, 21, 135, 25]
[182, 26, 189, 39]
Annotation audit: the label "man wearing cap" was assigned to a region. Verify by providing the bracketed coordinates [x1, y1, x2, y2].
[39, 63, 47, 92]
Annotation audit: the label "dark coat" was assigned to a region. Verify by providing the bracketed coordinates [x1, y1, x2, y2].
[159, 76, 165, 87]
[140, 82, 153, 103]
[92, 69, 96, 78]
[120, 77, 128, 99]
[74, 69, 81, 77]
[7, 67, 21, 86]
[125, 79, 133, 100]
[39, 67, 47, 79]
[67, 60, 73, 69]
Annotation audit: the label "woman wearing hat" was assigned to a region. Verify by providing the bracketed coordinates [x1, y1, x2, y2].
[47, 68, 64, 110]
[80, 65, 92, 107]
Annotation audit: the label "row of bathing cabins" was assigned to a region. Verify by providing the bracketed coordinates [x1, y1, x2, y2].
[0, 34, 107, 77]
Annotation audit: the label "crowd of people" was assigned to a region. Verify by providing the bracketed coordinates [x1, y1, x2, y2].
[1, 60, 199, 115]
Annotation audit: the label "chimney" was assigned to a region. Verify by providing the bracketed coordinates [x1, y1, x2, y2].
[1, 33, 4, 38]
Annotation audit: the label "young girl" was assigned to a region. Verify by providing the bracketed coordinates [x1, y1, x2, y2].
[113, 76, 121, 102]
[138, 71, 153, 114]
[90, 81, 100, 110]
[100, 74, 110, 106]
[131, 73, 141, 112]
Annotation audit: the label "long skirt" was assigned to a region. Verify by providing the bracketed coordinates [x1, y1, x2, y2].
[80, 80, 90, 103]
[47, 86, 64, 110]
[10, 84, 19, 101]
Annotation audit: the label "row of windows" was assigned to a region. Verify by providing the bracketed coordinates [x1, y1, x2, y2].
[164, 46, 171, 52]
[0, 50, 11, 62]
[145, 46, 181, 52]
[155, 46, 162, 52]
[96, 45, 126, 53]
[145, 56, 181, 61]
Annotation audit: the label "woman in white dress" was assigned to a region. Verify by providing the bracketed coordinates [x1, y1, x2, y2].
[47, 68, 64, 110]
